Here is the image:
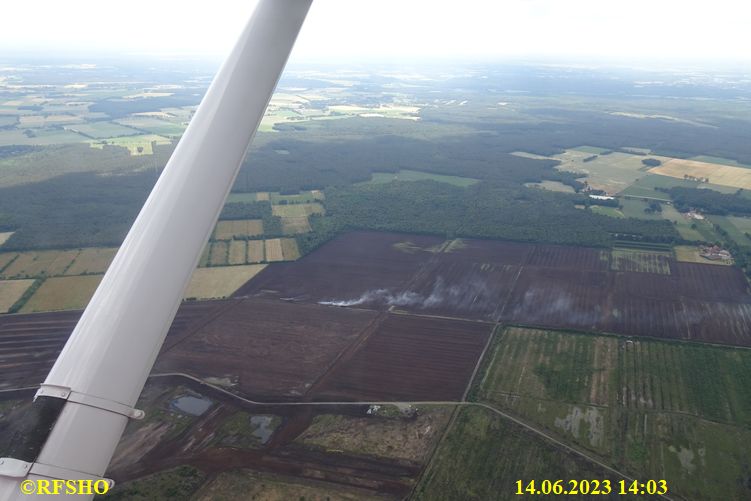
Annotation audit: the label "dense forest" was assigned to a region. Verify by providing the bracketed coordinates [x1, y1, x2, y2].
[2, 65, 751, 254]
[234, 132, 582, 194]
[90, 93, 202, 119]
[0, 171, 154, 250]
[298, 181, 679, 255]
[665, 187, 751, 215]
[0, 171, 288, 250]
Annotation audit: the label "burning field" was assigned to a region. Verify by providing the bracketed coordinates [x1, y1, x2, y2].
[6, 230, 750, 393]
[237, 231, 751, 346]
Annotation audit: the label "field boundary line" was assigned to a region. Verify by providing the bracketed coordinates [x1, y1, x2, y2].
[389, 308, 495, 324]
[504, 321, 751, 351]
[301, 310, 389, 400]
[461, 322, 499, 401]
[158, 299, 242, 353]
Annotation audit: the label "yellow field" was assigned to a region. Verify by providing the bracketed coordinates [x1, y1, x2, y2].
[264, 239, 284, 262]
[247, 241, 265, 263]
[209, 241, 229, 266]
[213, 219, 263, 240]
[674, 245, 733, 266]
[0, 250, 79, 278]
[649, 159, 751, 189]
[255, 192, 270, 201]
[184, 265, 266, 300]
[281, 216, 311, 234]
[65, 248, 118, 275]
[280, 238, 300, 261]
[271, 203, 324, 218]
[20, 275, 103, 313]
[0, 253, 18, 272]
[0, 231, 13, 246]
[228, 240, 247, 265]
[0, 279, 35, 313]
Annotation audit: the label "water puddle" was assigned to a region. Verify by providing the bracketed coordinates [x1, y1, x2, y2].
[250, 415, 275, 444]
[171, 395, 213, 416]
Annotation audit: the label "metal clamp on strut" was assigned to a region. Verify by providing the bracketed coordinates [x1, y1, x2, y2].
[35, 385, 145, 420]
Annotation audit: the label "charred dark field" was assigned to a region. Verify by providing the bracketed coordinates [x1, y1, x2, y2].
[237, 231, 751, 346]
[0, 297, 490, 403]
[311, 314, 493, 402]
[0, 301, 226, 390]
[155, 298, 382, 401]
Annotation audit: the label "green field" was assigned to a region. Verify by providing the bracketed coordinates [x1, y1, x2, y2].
[525, 180, 576, 193]
[364, 169, 478, 188]
[269, 190, 325, 204]
[91, 134, 171, 155]
[413, 406, 619, 501]
[115, 116, 186, 137]
[622, 174, 698, 199]
[618, 198, 662, 220]
[692, 218, 723, 243]
[614, 196, 718, 242]
[0, 128, 88, 146]
[622, 173, 738, 199]
[475, 327, 751, 501]
[660, 204, 704, 241]
[226, 192, 262, 203]
[66, 121, 139, 139]
[710, 215, 751, 246]
[589, 205, 624, 218]
[554, 149, 651, 194]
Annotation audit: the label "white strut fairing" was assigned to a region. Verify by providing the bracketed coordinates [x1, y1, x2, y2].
[0, 1, 312, 498]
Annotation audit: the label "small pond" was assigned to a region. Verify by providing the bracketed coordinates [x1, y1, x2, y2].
[171, 395, 213, 416]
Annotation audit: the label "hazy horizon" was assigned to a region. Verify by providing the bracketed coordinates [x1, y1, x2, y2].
[3, 0, 750, 67]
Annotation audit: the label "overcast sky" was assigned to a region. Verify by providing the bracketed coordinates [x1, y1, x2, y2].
[3, 0, 750, 64]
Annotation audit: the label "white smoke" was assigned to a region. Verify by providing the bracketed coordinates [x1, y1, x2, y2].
[318, 276, 491, 310]
[318, 288, 425, 307]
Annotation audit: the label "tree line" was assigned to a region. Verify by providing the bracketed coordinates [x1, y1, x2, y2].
[298, 180, 679, 255]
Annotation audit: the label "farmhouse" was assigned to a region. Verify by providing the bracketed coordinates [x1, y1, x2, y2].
[700, 245, 732, 262]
